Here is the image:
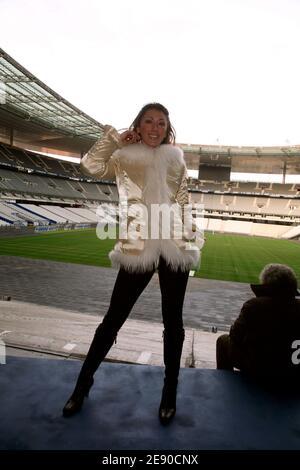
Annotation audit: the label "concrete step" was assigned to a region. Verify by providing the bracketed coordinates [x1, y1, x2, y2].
[0, 300, 223, 368]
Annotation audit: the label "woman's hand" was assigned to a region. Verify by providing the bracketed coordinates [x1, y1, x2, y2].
[119, 129, 141, 146]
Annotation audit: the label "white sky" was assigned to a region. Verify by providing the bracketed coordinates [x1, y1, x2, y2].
[1, 0, 300, 147]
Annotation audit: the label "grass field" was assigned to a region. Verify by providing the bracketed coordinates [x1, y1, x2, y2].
[0, 228, 299, 284]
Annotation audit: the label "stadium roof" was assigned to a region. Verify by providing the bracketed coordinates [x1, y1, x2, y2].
[0, 48, 104, 157]
[181, 143, 300, 158]
[181, 142, 300, 175]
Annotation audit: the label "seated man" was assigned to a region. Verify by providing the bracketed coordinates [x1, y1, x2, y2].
[216, 263, 300, 382]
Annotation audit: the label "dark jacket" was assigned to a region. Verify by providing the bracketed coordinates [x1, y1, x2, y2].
[229, 284, 300, 379]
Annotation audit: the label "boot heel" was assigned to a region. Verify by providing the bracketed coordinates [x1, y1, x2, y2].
[158, 383, 177, 425]
[159, 405, 176, 425]
[62, 377, 94, 418]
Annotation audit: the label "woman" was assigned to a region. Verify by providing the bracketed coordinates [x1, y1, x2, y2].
[63, 103, 204, 424]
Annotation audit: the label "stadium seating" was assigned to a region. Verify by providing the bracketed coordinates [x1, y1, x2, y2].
[1, 143, 300, 237]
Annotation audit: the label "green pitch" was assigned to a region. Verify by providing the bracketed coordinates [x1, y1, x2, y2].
[0, 228, 299, 284]
[198, 232, 300, 283]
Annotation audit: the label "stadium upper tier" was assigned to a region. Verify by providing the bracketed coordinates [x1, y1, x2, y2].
[0, 142, 85, 178]
[1, 144, 300, 225]
[1, 142, 300, 198]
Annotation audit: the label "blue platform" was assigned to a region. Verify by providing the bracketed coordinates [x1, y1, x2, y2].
[1, 356, 300, 451]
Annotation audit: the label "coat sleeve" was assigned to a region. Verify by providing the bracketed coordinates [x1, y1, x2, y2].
[80, 125, 123, 179]
[175, 165, 190, 206]
[176, 166, 205, 249]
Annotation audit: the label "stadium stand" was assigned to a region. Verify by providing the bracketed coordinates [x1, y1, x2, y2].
[1, 142, 300, 235]
[1, 46, 300, 239]
[2, 164, 300, 240]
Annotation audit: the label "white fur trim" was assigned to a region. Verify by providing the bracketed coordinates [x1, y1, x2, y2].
[113, 143, 184, 167]
[117, 144, 184, 206]
[109, 239, 200, 273]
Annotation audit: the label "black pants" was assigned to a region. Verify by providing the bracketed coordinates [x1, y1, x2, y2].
[77, 257, 189, 379]
[102, 256, 189, 336]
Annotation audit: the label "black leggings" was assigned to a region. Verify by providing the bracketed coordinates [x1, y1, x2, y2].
[100, 257, 189, 337]
[76, 257, 189, 381]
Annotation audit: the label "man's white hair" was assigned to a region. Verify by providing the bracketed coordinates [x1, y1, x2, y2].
[260, 263, 298, 291]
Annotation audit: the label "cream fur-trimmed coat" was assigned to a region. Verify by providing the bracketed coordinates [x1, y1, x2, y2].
[81, 126, 204, 272]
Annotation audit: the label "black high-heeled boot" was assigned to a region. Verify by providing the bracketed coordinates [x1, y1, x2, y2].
[63, 376, 94, 417]
[158, 328, 185, 425]
[159, 379, 177, 424]
[62, 319, 119, 418]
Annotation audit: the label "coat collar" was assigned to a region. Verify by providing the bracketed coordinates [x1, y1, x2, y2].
[113, 143, 184, 167]
[250, 283, 300, 298]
